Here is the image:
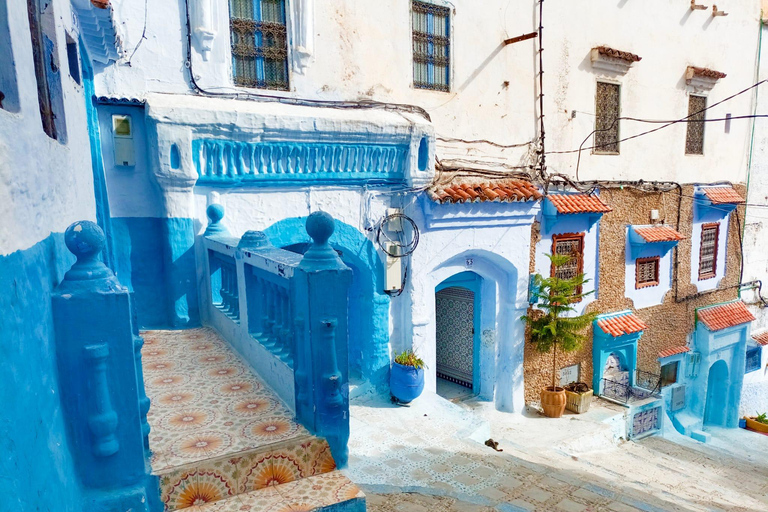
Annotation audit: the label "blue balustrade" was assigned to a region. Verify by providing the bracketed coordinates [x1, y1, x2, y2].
[52, 221, 160, 512]
[203, 206, 352, 466]
[192, 138, 409, 186]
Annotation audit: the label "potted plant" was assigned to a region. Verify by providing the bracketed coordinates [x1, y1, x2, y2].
[745, 412, 768, 433]
[563, 381, 593, 414]
[523, 253, 597, 418]
[390, 349, 426, 404]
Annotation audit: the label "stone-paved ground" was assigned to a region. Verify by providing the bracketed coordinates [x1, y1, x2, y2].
[344, 393, 768, 512]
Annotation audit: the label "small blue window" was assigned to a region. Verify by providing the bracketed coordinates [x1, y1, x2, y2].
[229, 0, 289, 91]
[746, 344, 762, 374]
[412, 1, 450, 92]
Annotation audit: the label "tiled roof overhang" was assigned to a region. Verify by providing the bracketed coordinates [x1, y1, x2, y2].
[547, 194, 612, 214]
[753, 331, 768, 346]
[633, 225, 685, 243]
[596, 312, 648, 338]
[428, 179, 542, 204]
[659, 346, 690, 359]
[701, 186, 744, 205]
[697, 301, 755, 332]
[686, 66, 727, 80]
[594, 46, 642, 63]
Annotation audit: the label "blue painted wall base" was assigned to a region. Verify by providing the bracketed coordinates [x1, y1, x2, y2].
[0, 233, 83, 512]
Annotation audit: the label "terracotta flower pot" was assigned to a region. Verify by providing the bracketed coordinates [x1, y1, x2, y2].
[745, 417, 768, 433]
[541, 386, 567, 418]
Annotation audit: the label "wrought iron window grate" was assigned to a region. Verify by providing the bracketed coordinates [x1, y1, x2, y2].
[551, 233, 584, 297]
[412, 1, 450, 92]
[698, 223, 719, 280]
[746, 345, 762, 373]
[635, 256, 659, 288]
[229, 0, 289, 91]
[686, 95, 707, 155]
[595, 82, 620, 154]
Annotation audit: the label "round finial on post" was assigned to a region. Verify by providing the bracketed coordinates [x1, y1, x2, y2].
[64, 221, 112, 281]
[300, 211, 342, 268]
[238, 230, 271, 251]
[205, 203, 229, 236]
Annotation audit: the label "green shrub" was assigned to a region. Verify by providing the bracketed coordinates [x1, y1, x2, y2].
[395, 349, 426, 370]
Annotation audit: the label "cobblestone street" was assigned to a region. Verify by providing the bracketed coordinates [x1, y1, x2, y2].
[344, 393, 768, 512]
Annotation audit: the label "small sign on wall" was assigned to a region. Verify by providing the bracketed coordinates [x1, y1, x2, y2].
[671, 385, 686, 411]
[559, 364, 580, 386]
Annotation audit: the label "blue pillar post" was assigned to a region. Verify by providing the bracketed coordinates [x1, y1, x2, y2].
[293, 212, 352, 467]
[52, 221, 160, 512]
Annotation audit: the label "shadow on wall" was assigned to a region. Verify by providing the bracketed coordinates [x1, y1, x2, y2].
[264, 217, 391, 386]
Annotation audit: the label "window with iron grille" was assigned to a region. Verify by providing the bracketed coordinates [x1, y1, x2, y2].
[746, 344, 761, 373]
[685, 95, 706, 155]
[635, 256, 660, 289]
[229, 0, 289, 91]
[412, 1, 450, 92]
[595, 82, 620, 154]
[660, 361, 679, 387]
[698, 223, 719, 280]
[551, 233, 585, 298]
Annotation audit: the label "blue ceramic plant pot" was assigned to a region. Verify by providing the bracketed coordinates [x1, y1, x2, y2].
[390, 362, 425, 404]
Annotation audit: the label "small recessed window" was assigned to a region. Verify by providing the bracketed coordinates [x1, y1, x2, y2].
[113, 115, 132, 137]
[635, 256, 660, 289]
[595, 82, 620, 154]
[698, 223, 719, 280]
[66, 34, 81, 85]
[412, 1, 450, 92]
[685, 95, 706, 155]
[660, 361, 679, 387]
[746, 344, 762, 373]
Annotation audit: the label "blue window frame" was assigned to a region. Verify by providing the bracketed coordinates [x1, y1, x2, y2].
[746, 344, 762, 374]
[412, 1, 450, 92]
[229, 0, 289, 90]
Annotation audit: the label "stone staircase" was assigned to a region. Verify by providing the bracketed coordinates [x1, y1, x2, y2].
[142, 328, 365, 512]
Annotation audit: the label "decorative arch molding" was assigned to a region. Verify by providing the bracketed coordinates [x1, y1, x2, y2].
[263, 217, 391, 386]
[409, 249, 525, 413]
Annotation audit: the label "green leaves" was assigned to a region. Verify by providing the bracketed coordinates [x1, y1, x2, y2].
[523, 253, 598, 355]
[395, 349, 427, 370]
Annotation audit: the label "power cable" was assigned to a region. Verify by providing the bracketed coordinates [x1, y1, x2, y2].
[182, 0, 432, 121]
[126, 0, 148, 66]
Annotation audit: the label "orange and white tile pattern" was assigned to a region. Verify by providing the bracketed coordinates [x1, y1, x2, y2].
[143, 328, 345, 511]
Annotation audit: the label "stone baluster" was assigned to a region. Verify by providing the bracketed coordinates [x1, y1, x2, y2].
[52, 221, 159, 511]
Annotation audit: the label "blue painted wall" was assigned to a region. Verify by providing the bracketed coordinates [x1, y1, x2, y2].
[112, 217, 169, 327]
[0, 234, 83, 512]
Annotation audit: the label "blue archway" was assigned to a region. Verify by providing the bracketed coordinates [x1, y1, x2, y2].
[263, 217, 390, 386]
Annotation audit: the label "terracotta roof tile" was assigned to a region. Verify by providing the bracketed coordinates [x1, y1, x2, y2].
[633, 225, 686, 243]
[687, 66, 727, 80]
[701, 186, 744, 205]
[752, 331, 768, 346]
[659, 346, 690, 359]
[593, 46, 642, 63]
[90, 0, 110, 8]
[596, 312, 648, 337]
[697, 301, 755, 331]
[547, 194, 612, 214]
[429, 179, 542, 204]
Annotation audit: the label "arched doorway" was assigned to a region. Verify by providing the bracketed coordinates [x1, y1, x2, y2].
[435, 271, 482, 401]
[704, 359, 729, 427]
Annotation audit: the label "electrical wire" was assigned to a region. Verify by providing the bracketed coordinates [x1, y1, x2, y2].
[126, 0, 148, 66]
[436, 136, 533, 149]
[182, 0, 432, 121]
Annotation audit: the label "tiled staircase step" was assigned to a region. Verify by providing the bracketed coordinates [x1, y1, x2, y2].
[159, 434, 338, 511]
[183, 471, 366, 512]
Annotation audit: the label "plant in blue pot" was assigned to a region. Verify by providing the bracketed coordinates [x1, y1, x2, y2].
[390, 349, 426, 405]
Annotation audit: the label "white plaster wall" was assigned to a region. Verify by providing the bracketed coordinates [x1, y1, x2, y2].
[544, 1, 759, 184]
[743, 23, 768, 342]
[0, 0, 96, 256]
[95, 0, 538, 167]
